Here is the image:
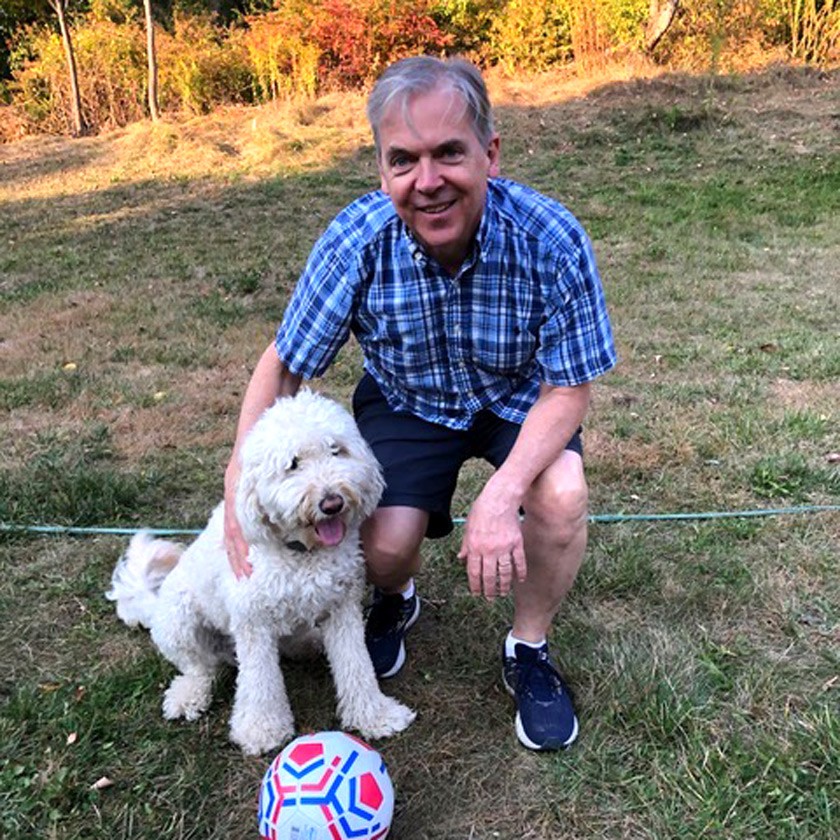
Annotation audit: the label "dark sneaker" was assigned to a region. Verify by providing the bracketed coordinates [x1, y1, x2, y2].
[364, 588, 420, 678]
[502, 641, 579, 750]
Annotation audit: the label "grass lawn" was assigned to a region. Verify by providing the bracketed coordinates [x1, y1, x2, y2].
[1, 62, 838, 839]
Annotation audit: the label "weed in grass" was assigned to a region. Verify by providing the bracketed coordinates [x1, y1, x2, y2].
[749, 453, 840, 501]
[776, 409, 832, 442]
[219, 268, 262, 296]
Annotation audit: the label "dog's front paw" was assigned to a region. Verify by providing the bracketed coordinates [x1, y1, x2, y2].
[342, 693, 416, 740]
[162, 674, 213, 721]
[229, 709, 295, 756]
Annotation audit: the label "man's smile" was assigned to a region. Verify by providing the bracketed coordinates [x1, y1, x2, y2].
[417, 200, 456, 215]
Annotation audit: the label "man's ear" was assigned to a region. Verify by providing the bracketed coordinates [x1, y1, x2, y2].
[487, 134, 501, 178]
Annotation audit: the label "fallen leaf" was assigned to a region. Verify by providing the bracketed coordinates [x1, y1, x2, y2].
[66, 732, 78, 746]
[91, 776, 114, 791]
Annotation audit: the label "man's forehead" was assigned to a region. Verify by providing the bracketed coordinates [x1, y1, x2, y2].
[379, 84, 472, 140]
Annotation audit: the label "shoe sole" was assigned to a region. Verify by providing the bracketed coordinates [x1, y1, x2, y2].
[503, 668, 579, 750]
[377, 596, 421, 679]
[514, 710, 578, 751]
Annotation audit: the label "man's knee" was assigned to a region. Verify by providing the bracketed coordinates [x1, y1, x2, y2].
[361, 507, 427, 588]
[524, 455, 589, 546]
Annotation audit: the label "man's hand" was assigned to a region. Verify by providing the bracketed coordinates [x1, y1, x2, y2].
[457, 481, 527, 601]
[224, 460, 252, 579]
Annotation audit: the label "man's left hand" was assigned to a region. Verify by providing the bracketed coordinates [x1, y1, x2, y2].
[457, 486, 527, 601]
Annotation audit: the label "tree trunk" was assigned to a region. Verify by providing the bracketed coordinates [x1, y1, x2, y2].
[143, 0, 161, 121]
[50, 0, 86, 136]
[645, 0, 680, 53]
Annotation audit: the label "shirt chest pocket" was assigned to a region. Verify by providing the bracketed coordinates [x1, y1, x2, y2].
[468, 317, 540, 376]
[362, 291, 445, 370]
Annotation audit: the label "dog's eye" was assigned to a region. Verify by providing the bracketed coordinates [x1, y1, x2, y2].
[288, 456, 299, 471]
[329, 443, 346, 457]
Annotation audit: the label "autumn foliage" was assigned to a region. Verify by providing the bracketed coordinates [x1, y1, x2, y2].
[2, 0, 838, 137]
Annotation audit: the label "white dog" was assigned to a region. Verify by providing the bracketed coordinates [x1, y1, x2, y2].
[107, 389, 415, 755]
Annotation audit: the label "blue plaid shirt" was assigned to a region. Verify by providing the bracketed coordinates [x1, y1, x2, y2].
[276, 178, 617, 429]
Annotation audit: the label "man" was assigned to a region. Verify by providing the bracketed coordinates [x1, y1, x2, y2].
[224, 56, 616, 751]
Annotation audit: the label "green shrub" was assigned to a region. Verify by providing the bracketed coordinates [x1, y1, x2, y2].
[11, 26, 82, 134]
[485, 0, 574, 73]
[430, 0, 506, 57]
[239, 0, 452, 97]
[657, 0, 801, 71]
[783, 0, 840, 64]
[157, 13, 253, 113]
[484, 0, 655, 73]
[599, 0, 650, 51]
[237, 4, 321, 100]
[74, 19, 147, 128]
[11, 17, 146, 133]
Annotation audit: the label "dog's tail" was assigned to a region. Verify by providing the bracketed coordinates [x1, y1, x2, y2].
[106, 531, 184, 629]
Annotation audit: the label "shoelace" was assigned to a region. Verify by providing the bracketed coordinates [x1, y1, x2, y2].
[365, 593, 408, 638]
[514, 651, 565, 701]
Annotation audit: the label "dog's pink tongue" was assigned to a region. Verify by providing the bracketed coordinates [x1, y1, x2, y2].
[315, 518, 346, 546]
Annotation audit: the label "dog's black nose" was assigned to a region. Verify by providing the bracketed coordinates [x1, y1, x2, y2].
[319, 494, 345, 515]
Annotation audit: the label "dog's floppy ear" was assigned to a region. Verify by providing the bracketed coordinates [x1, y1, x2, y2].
[235, 467, 272, 546]
[348, 432, 386, 519]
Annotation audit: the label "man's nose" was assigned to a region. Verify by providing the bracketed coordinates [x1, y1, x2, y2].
[415, 157, 442, 192]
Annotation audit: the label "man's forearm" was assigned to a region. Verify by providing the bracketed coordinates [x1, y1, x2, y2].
[229, 341, 302, 468]
[487, 382, 591, 505]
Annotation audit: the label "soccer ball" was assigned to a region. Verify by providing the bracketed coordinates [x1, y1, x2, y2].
[258, 731, 394, 840]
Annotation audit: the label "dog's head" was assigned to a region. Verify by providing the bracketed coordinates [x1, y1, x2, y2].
[236, 389, 385, 553]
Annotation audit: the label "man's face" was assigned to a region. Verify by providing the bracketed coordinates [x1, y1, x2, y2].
[377, 85, 500, 275]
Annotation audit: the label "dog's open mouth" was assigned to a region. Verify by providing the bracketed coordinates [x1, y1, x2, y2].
[314, 517, 346, 547]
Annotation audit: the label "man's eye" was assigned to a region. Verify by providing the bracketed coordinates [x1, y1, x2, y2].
[390, 154, 412, 170]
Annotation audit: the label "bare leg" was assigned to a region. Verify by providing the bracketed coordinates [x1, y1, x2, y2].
[513, 450, 588, 642]
[361, 506, 428, 592]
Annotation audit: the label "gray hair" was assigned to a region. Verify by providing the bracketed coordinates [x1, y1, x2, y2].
[366, 56, 495, 156]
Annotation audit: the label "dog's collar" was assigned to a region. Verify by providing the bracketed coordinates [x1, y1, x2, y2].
[284, 540, 309, 553]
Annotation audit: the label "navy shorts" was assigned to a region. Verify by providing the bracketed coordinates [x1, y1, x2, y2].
[352, 374, 582, 539]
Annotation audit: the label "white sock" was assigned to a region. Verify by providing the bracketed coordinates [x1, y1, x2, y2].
[506, 631, 546, 659]
[400, 578, 415, 600]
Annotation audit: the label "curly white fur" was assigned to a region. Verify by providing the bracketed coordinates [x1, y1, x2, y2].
[107, 389, 415, 755]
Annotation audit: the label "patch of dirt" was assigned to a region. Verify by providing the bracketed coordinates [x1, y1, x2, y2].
[770, 379, 839, 415]
[103, 364, 245, 461]
[586, 427, 696, 475]
[0, 289, 115, 375]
